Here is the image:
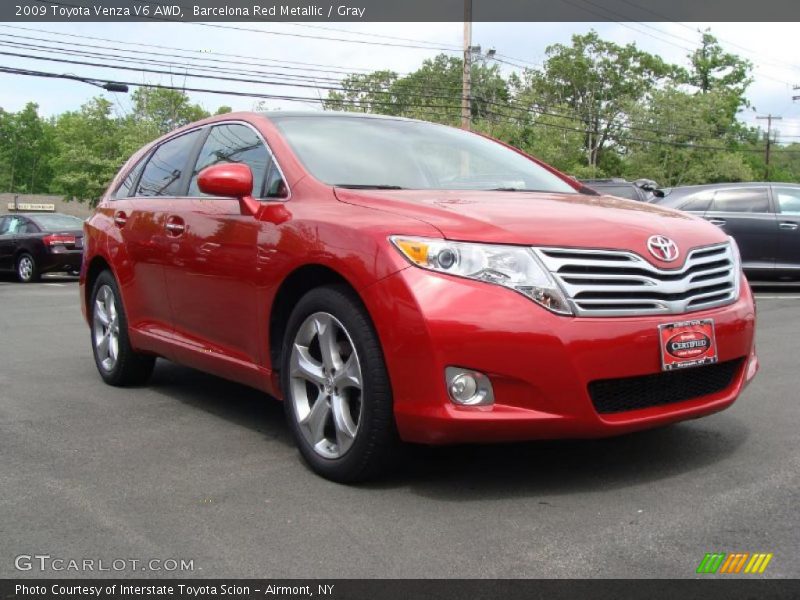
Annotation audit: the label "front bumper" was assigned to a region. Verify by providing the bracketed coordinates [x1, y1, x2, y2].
[363, 267, 757, 444]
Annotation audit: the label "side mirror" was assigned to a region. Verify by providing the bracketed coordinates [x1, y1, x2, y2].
[197, 163, 261, 216]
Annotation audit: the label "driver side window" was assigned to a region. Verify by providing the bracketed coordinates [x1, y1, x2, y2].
[188, 123, 286, 199]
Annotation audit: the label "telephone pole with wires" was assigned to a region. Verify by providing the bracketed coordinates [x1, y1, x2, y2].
[461, 0, 472, 130]
[756, 114, 782, 180]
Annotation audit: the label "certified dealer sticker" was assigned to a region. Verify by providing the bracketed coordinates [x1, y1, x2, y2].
[658, 319, 718, 371]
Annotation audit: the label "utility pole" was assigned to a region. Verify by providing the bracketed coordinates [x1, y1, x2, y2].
[461, 0, 472, 131]
[756, 114, 782, 180]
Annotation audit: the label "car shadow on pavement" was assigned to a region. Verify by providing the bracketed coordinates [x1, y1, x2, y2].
[147, 360, 295, 447]
[145, 360, 749, 497]
[379, 418, 749, 499]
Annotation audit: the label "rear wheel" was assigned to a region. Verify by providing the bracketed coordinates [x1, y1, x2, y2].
[90, 271, 155, 386]
[16, 253, 39, 283]
[281, 286, 398, 483]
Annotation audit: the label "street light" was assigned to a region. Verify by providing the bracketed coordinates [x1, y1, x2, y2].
[81, 78, 129, 93]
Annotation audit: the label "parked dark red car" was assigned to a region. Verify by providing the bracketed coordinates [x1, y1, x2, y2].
[80, 112, 758, 482]
[0, 212, 84, 282]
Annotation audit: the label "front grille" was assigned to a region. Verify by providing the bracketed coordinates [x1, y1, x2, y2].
[588, 358, 744, 414]
[534, 243, 738, 316]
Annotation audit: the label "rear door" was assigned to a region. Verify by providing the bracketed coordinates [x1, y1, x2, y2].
[0, 216, 24, 271]
[703, 187, 777, 271]
[162, 122, 279, 366]
[772, 185, 800, 271]
[0, 216, 15, 270]
[115, 128, 205, 337]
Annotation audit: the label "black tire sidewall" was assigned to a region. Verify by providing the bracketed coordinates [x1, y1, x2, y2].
[89, 270, 153, 386]
[280, 285, 396, 482]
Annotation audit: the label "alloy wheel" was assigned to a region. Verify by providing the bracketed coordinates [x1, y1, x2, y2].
[18, 256, 33, 281]
[93, 284, 120, 372]
[289, 312, 363, 459]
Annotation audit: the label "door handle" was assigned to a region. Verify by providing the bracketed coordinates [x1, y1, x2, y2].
[779, 222, 799, 230]
[113, 211, 128, 228]
[165, 215, 185, 237]
[706, 218, 726, 227]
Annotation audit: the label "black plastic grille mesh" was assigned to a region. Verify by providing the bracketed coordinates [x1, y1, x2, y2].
[588, 358, 745, 414]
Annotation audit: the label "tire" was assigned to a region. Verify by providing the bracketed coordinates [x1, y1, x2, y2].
[281, 285, 398, 483]
[16, 253, 39, 283]
[90, 270, 155, 386]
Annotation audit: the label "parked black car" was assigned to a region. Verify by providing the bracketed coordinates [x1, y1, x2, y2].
[579, 178, 663, 202]
[0, 213, 84, 282]
[654, 182, 800, 280]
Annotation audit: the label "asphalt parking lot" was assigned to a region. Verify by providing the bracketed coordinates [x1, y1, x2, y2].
[1, 276, 798, 578]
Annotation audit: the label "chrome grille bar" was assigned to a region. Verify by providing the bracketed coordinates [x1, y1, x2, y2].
[534, 243, 738, 317]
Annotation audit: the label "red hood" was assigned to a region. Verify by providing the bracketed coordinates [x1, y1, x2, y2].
[334, 188, 728, 267]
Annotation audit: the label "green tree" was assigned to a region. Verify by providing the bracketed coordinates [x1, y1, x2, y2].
[50, 98, 124, 205]
[515, 31, 679, 173]
[324, 54, 508, 126]
[0, 103, 56, 193]
[623, 87, 754, 185]
[682, 30, 754, 128]
[130, 87, 211, 136]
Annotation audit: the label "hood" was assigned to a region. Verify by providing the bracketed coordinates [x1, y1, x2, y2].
[334, 188, 728, 267]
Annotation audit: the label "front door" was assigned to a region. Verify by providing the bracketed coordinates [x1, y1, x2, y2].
[772, 186, 800, 273]
[162, 122, 276, 367]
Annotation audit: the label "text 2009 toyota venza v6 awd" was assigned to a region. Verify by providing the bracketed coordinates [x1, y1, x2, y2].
[79, 112, 758, 482]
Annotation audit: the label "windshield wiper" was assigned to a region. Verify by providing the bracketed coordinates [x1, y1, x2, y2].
[335, 184, 406, 190]
[487, 187, 550, 192]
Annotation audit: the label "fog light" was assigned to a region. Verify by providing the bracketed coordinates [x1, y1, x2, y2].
[445, 367, 494, 406]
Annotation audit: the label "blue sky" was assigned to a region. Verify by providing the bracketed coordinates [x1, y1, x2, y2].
[1, 21, 799, 141]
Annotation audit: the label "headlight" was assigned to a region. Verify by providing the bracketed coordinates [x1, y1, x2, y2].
[390, 236, 573, 315]
[729, 235, 743, 299]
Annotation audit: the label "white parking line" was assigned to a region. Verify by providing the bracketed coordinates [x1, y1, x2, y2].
[43, 283, 66, 287]
[755, 295, 800, 299]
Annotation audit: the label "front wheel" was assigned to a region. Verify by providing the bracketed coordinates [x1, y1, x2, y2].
[90, 271, 155, 386]
[281, 286, 398, 483]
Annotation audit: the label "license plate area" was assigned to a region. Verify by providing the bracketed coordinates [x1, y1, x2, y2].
[658, 319, 718, 371]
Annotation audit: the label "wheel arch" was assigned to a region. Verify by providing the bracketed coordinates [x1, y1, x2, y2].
[268, 263, 370, 379]
[84, 255, 114, 315]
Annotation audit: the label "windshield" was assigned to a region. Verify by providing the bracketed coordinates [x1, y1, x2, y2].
[33, 214, 84, 231]
[271, 115, 578, 194]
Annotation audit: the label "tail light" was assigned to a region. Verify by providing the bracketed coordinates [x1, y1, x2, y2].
[43, 234, 77, 246]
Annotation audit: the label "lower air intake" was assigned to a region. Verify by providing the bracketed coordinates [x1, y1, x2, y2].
[588, 358, 744, 414]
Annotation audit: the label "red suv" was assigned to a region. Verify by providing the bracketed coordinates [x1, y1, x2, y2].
[80, 112, 758, 482]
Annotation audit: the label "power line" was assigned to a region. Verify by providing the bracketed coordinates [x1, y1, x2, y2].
[5, 64, 800, 156]
[0, 40, 764, 142]
[0, 24, 389, 75]
[0, 64, 467, 117]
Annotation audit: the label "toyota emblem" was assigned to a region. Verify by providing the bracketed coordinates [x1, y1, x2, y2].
[647, 235, 680, 262]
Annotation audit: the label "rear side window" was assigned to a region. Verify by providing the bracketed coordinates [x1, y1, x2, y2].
[23, 221, 40, 233]
[187, 124, 271, 197]
[679, 192, 713, 212]
[774, 187, 800, 215]
[710, 188, 770, 213]
[136, 130, 203, 197]
[596, 185, 638, 200]
[114, 157, 147, 199]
